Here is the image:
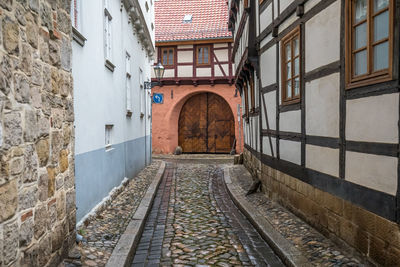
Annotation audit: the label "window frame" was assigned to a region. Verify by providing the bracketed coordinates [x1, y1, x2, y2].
[160, 47, 175, 68]
[105, 124, 113, 149]
[280, 26, 301, 105]
[104, 0, 113, 63]
[196, 45, 211, 66]
[345, 0, 394, 89]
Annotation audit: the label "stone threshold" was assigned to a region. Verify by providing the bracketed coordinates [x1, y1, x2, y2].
[105, 161, 166, 267]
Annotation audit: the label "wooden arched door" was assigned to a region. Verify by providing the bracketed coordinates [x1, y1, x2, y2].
[178, 93, 235, 153]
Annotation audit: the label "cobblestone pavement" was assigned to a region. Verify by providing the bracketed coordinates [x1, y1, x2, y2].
[230, 165, 370, 267]
[131, 162, 283, 266]
[62, 160, 162, 267]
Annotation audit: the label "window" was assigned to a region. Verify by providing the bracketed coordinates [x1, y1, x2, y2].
[346, 0, 393, 88]
[105, 124, 113, 149]
[104, 0, 113, 64]
[70, 0, 81, 30]
[161, 47, 174, 67]
[139, 68, 145, 117]
[126, 53, 132, 114]
[281, 27, 301, 104]
[126, 53, 131, 77]
[197, 45, 210, 65]
[183, 14, 193, 23]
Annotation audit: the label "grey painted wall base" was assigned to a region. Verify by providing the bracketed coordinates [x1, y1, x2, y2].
[75, 135, 151, 221]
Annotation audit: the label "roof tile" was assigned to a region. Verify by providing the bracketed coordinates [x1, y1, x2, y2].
[155, 0, 232, 42]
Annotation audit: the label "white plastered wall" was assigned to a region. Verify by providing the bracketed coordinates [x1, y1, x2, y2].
[263, 136, 276, 157]
[177, 51, 193, 63]
[280, 110, 301, 133]
[196, 68, 211, 77]
[215, 64, 229, 77]
[260, 3, 273, 30]
[306, 145, 339, 177]
[306, 73, 340, 137]
[178, 65, 192, 77]
[305, 0, 340, 72]
[164, 69, 175, 78]
[280, 0, 294, 12]
[214, 49, 229, 62]
[346, 151, 398, 196]
[280, 140, 301, 164]
[261, 91, 276, 130]
[260, 47, 276, 87]
[346, 93, 399, 143]
[214, 43, 228, 48]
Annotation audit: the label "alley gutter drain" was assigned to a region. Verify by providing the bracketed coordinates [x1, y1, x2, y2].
[223, 166, 310, 267]
[106, 161, 166, 267]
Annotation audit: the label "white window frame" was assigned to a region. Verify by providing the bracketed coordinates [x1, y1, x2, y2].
[105, 124, 113, 149]
[126, 52, 132, 114]
[139, 68, 145, 117]
[126, 53, 131, 77]
[104, 0, 113, 68]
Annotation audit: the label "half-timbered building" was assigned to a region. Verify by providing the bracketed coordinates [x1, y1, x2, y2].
[152, 0, 242, 154]
[229, 0, 400, 265]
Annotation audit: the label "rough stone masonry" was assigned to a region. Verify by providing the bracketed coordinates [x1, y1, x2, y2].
[0, 0, 75, 266]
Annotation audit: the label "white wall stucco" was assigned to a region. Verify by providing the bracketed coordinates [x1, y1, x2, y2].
[305, 0, 340, 72]
[306, 73, 340, 137]
[346, 151, 398, 196]
[306, 145, 339, 177]
[346, 93, 399, 143]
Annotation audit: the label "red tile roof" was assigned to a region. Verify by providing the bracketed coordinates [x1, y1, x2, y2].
[155, 0, 232, 42]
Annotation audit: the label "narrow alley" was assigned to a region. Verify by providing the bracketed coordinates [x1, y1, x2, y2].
[1, 0, 400, 266]
[131, 161, 283, 266]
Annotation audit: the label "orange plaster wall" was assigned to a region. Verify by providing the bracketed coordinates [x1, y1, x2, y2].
[152, 84, 243, 154]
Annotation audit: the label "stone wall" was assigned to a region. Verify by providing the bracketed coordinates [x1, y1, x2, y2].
[243, 148, 400, 266]
[0, 0, 75, 266]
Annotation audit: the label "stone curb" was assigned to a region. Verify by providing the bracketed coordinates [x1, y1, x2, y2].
[105, 161, 166, 267]
[223, 166, 310, 267]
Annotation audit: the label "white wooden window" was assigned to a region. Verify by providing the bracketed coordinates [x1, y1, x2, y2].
[147, 91, 152, 118]
[126, 53, 131, 77]
[105, 124, 113, 149]
[104, 0, 112, 62]
[126, 53, 132, 113]
[139, 68, 145, 116]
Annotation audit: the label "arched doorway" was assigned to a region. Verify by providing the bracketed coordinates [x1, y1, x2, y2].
[178, 93, 235, 153]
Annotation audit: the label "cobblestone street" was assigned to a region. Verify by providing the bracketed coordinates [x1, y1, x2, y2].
[131, 161, 283, 267]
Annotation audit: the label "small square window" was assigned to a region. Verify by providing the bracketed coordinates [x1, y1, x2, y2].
[183, 14, 192, 23]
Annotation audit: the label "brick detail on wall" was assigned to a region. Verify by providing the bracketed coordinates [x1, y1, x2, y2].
[0, 0, 75, 266]
[243, 148, 400, 266]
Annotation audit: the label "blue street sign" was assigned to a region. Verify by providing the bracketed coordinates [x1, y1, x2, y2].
[153, 93, 164, 104]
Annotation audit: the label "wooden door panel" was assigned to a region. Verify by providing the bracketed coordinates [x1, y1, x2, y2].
[179, 93, 235, 153]
[207, 93, 234, 153]
[178, 93, 207, 153]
